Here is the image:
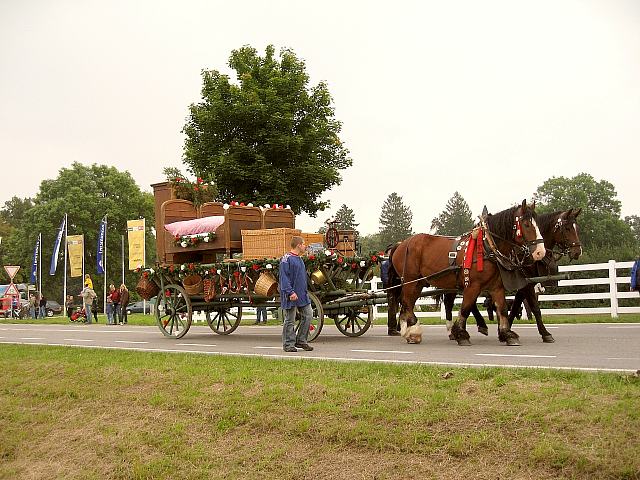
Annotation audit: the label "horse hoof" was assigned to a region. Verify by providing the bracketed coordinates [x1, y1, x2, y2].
[505, 337, 520, 346]
[478, 327, 489, 336]
[457, 338, 472, 346]
[542, 335, 555, 343]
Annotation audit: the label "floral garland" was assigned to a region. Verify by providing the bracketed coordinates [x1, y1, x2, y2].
[173, 232, 216, 248]
[139, 251, 384, 281]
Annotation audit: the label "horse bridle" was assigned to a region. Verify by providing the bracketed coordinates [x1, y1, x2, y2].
[550, 217, 582, 260]
[481, 210, 544, 270]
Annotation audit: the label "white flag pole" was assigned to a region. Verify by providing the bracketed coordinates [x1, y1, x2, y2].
[121, 234, 125, 285]
[143, 218, 146, 314]
[103, 215, 107, 316]
[38, 232, 42, 295]
[63, 213, 68, 315]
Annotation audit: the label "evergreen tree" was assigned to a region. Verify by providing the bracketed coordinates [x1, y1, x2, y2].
[430, 191, 475, 235]
[378, 192, 412, 248]
[334, 204, 358, 231]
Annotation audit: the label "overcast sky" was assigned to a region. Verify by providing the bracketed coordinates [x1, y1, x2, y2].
[1, 0, 638, 235]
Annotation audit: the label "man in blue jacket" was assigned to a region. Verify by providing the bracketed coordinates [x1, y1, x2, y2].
[279, 236, 314, 352]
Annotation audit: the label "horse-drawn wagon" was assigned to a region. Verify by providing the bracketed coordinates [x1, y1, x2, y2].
[137, 181, 391, 341]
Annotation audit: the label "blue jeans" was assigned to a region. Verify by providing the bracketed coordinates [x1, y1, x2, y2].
[282, 303, 312, 348]
[29, 307, 36, 319]
[106, 303, 113, 324]
[39, 306, 46, 318]
[256, 307, 267, 323]
[85, 303, 93, 324]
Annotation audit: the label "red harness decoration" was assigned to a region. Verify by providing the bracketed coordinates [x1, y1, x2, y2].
[462, 228, 484, 287]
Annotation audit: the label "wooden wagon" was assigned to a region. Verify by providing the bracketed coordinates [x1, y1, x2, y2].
[141, 182, 387, 341]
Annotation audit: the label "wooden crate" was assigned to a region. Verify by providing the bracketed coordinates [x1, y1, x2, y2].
[242, 228, 301, 260]
[301, 232, 325, 246]
[336, 230, 357, 256]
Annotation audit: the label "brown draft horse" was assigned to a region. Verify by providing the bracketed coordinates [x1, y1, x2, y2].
[439, 208, 583, 343]
[387, 200, 546, 346]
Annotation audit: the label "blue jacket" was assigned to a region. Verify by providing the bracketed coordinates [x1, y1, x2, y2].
[279, 252, 310, 309]
[631, 259, 640, 291]
[380, 260, 390, 288]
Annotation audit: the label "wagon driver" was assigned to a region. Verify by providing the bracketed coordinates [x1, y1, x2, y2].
[279, 236, 314, 353]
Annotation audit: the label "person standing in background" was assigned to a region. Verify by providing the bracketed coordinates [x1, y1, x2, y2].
[119, 284, 130, 325]
[106, 285, 115, 325]
[66, 294, 75, 319]
[39, 294, 47, 319]
[80, 285, 97, 324]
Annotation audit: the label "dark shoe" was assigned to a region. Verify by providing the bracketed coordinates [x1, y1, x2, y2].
[283, 346, 298, 352]
[295, 343, 313, 351]
[388, 330, 401, 336]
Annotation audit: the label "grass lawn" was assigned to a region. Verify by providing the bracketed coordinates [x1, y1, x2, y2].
[0, 345, 638, 479]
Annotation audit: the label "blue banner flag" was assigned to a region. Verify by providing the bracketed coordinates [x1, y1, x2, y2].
[97, 216, 106, 275]
[49, 216, 66, 275]
[30, 236, 40, 283]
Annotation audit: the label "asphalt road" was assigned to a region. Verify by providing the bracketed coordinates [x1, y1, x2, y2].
[1, 322, 638, 373]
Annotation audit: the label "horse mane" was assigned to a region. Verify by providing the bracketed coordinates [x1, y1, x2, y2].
[536, 211, 562, 236]
[485, 205, 520, 240]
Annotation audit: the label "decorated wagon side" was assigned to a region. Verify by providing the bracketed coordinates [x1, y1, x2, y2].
[138, 181, 392, 341]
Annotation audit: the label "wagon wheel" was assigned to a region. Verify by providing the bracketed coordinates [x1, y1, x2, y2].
[334, 305, 374, 337]
[206, 305, 242, 335]
[295, 292, 324, 343]
[156, 284, 192, 339]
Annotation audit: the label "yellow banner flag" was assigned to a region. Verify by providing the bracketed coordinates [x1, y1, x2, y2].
[67, 235, 84, 277]
[127, 219, 145, 270]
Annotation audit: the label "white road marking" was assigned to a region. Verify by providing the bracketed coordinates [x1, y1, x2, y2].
[63, 338, 94, 342]
[606, 325, 640, 329]
[607, 357, 639, 360]
[352, 349, 414, 354]
[21, 337, 44, 340]
[254, 346, 281, 349]
[114, 340, 148, 344]
[0, 341, 634, 373]
[476, 353, 557, 358]
[177, 343, 217, 347]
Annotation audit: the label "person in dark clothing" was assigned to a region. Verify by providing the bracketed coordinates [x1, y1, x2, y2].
[279, 236, 313, 352]
[39, 295, 47, 319]
[119, 284, 130, 325]
[66, 295, 75, 319]
[382, 245, 401, 336]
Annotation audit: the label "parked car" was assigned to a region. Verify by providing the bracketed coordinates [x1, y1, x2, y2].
[45, 300, 63, 317]
[125, 299, 154, 315]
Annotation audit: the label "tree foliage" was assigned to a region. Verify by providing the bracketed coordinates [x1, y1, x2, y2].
[378, 192, 413, 248]
[334, 204, 359, 232]
[430, 191, 474, 235]
[625, 215, 640, 245]
[533, 173, 637, 261]
[182, 45, 351, 216]
[2, 163, 155, 302]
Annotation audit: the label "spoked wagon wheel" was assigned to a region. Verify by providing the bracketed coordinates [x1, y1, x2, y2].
[156, 284, 192, 339]
[333, 305, 374, 337]
[295, 292, 324, 343]
[206, 305, 242, 335]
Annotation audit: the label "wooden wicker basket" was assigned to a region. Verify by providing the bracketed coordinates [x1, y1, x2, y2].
[242, 228, 301, 260]
[136, 275, 160, 300]
[183, 274, 203, 295]
[254, 272, 279, 297]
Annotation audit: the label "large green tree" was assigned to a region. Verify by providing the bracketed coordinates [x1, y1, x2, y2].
[2, 163, 155, 303]
[378, 192, 413, 248]
[334, 204, 359, 232]
[430, 191, 474, 235]
[533, 173, 637, 260]
[182, 45, 351, 216]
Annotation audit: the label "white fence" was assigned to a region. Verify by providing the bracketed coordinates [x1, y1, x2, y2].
[368, 260, 640, 319]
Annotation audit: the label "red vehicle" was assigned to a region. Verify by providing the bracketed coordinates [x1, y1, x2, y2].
[0, 295, 27, 318]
